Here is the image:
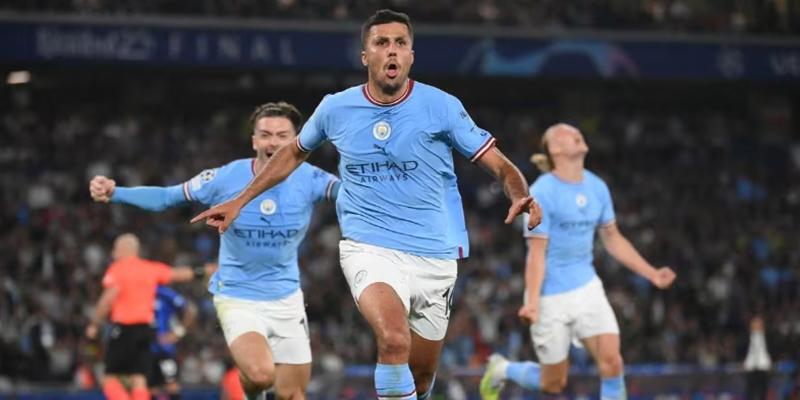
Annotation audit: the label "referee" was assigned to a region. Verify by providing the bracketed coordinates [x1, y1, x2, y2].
[85, 233, 214, 400]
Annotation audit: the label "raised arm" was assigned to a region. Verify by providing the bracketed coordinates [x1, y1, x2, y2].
[89, 175, 188, 211]
[191, 142, 308, 233]
[476, 147, 542, 229]
[598, 222, 676, 289]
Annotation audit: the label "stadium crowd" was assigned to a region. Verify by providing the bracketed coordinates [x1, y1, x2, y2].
[1, 0, 798, 35]
[0, 78, 798, 392]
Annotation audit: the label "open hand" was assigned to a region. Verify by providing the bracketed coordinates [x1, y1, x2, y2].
[504, 196, 542, 230]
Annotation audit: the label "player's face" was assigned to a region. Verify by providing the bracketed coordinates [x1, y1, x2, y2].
[361, 22, 414, 95]
[252, 116, 296, 159]
[550, 127, 589, 158]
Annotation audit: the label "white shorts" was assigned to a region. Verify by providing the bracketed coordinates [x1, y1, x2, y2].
[339, 240, 458, 341]
[213, 289, 311, 364]
[529, 277, 619, 364]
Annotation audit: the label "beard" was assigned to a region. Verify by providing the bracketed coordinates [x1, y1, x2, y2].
[370, 67, 404, 96]
[377, 78, 403, 96]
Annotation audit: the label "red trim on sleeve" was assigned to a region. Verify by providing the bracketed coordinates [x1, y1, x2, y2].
[325, 179, 336, 200]
[182, 182, 193, 201]
[296, 137, 311, 153]
[470, 137, 497, 163]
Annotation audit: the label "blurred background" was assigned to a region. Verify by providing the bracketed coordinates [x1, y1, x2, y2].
[1, 1, 799, 399]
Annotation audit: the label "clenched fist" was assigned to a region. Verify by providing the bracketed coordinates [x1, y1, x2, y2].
[89, 175, 116, 203]
[650, 267, 677, 289]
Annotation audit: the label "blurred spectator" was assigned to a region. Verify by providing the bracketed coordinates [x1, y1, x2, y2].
[744, 315, 772, 400]
[1, 0, 798, 34]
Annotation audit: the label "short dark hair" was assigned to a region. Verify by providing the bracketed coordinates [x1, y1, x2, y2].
[249, 101, 303, 134]
[361, 9, 413, 49]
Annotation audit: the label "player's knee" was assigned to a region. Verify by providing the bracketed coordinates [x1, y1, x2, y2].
[541, 375, 567, 394]
[375, 329, 410, 357]
[598, 353, 624, 377]
[241, 364, 275, 390]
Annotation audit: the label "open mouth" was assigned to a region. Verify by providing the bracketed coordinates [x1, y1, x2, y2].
[386, 62, 399, 79]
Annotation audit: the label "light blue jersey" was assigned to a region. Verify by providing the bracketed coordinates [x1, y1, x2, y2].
[445, 176, 469, 258]
[525, 170, 615, 295]
[112, 159, 338, 301]
[297, 80, 494, 259]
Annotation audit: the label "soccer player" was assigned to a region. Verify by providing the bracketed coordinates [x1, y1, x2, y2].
[149, 285, 197, 400]
[85, 233, 214, 400]
[191, 10, 542, 400]
[479, 123, 677, 399]
[89, 102, 339, 400]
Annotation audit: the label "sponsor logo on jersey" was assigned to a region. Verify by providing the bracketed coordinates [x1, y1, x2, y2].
[345, 160, 419, 183]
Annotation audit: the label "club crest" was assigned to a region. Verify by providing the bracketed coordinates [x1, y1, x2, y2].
[575, 193, 588, 208]
[372, 121, 392, 141]
[260, 199, 277, 215]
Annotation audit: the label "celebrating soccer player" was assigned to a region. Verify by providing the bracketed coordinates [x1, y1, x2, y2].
[480, 123, 676, 400]
[192, 10, 542, 399]
[90, 102, 338, 400]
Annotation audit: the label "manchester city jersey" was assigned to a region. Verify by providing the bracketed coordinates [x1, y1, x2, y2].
[297, 80, 493, 259]
[185, 159, 338, 300]
[525, 170, 615, 295]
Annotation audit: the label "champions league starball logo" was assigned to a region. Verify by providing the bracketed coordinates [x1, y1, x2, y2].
[190, 168, 217, 191]
[372, 121, 392, 141]
[260, 199, 277, 215]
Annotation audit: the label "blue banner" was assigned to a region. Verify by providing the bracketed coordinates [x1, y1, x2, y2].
[1, 19, 799, 81]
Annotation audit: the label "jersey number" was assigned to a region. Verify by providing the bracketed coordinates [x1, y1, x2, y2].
[442, 286, 455, 318]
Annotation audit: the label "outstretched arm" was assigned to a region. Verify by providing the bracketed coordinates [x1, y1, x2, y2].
[89, 175, 187, 211]
[598, 222, 676, 289]
[476, 147, 542, 229]
[191, 142, 309, 232]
